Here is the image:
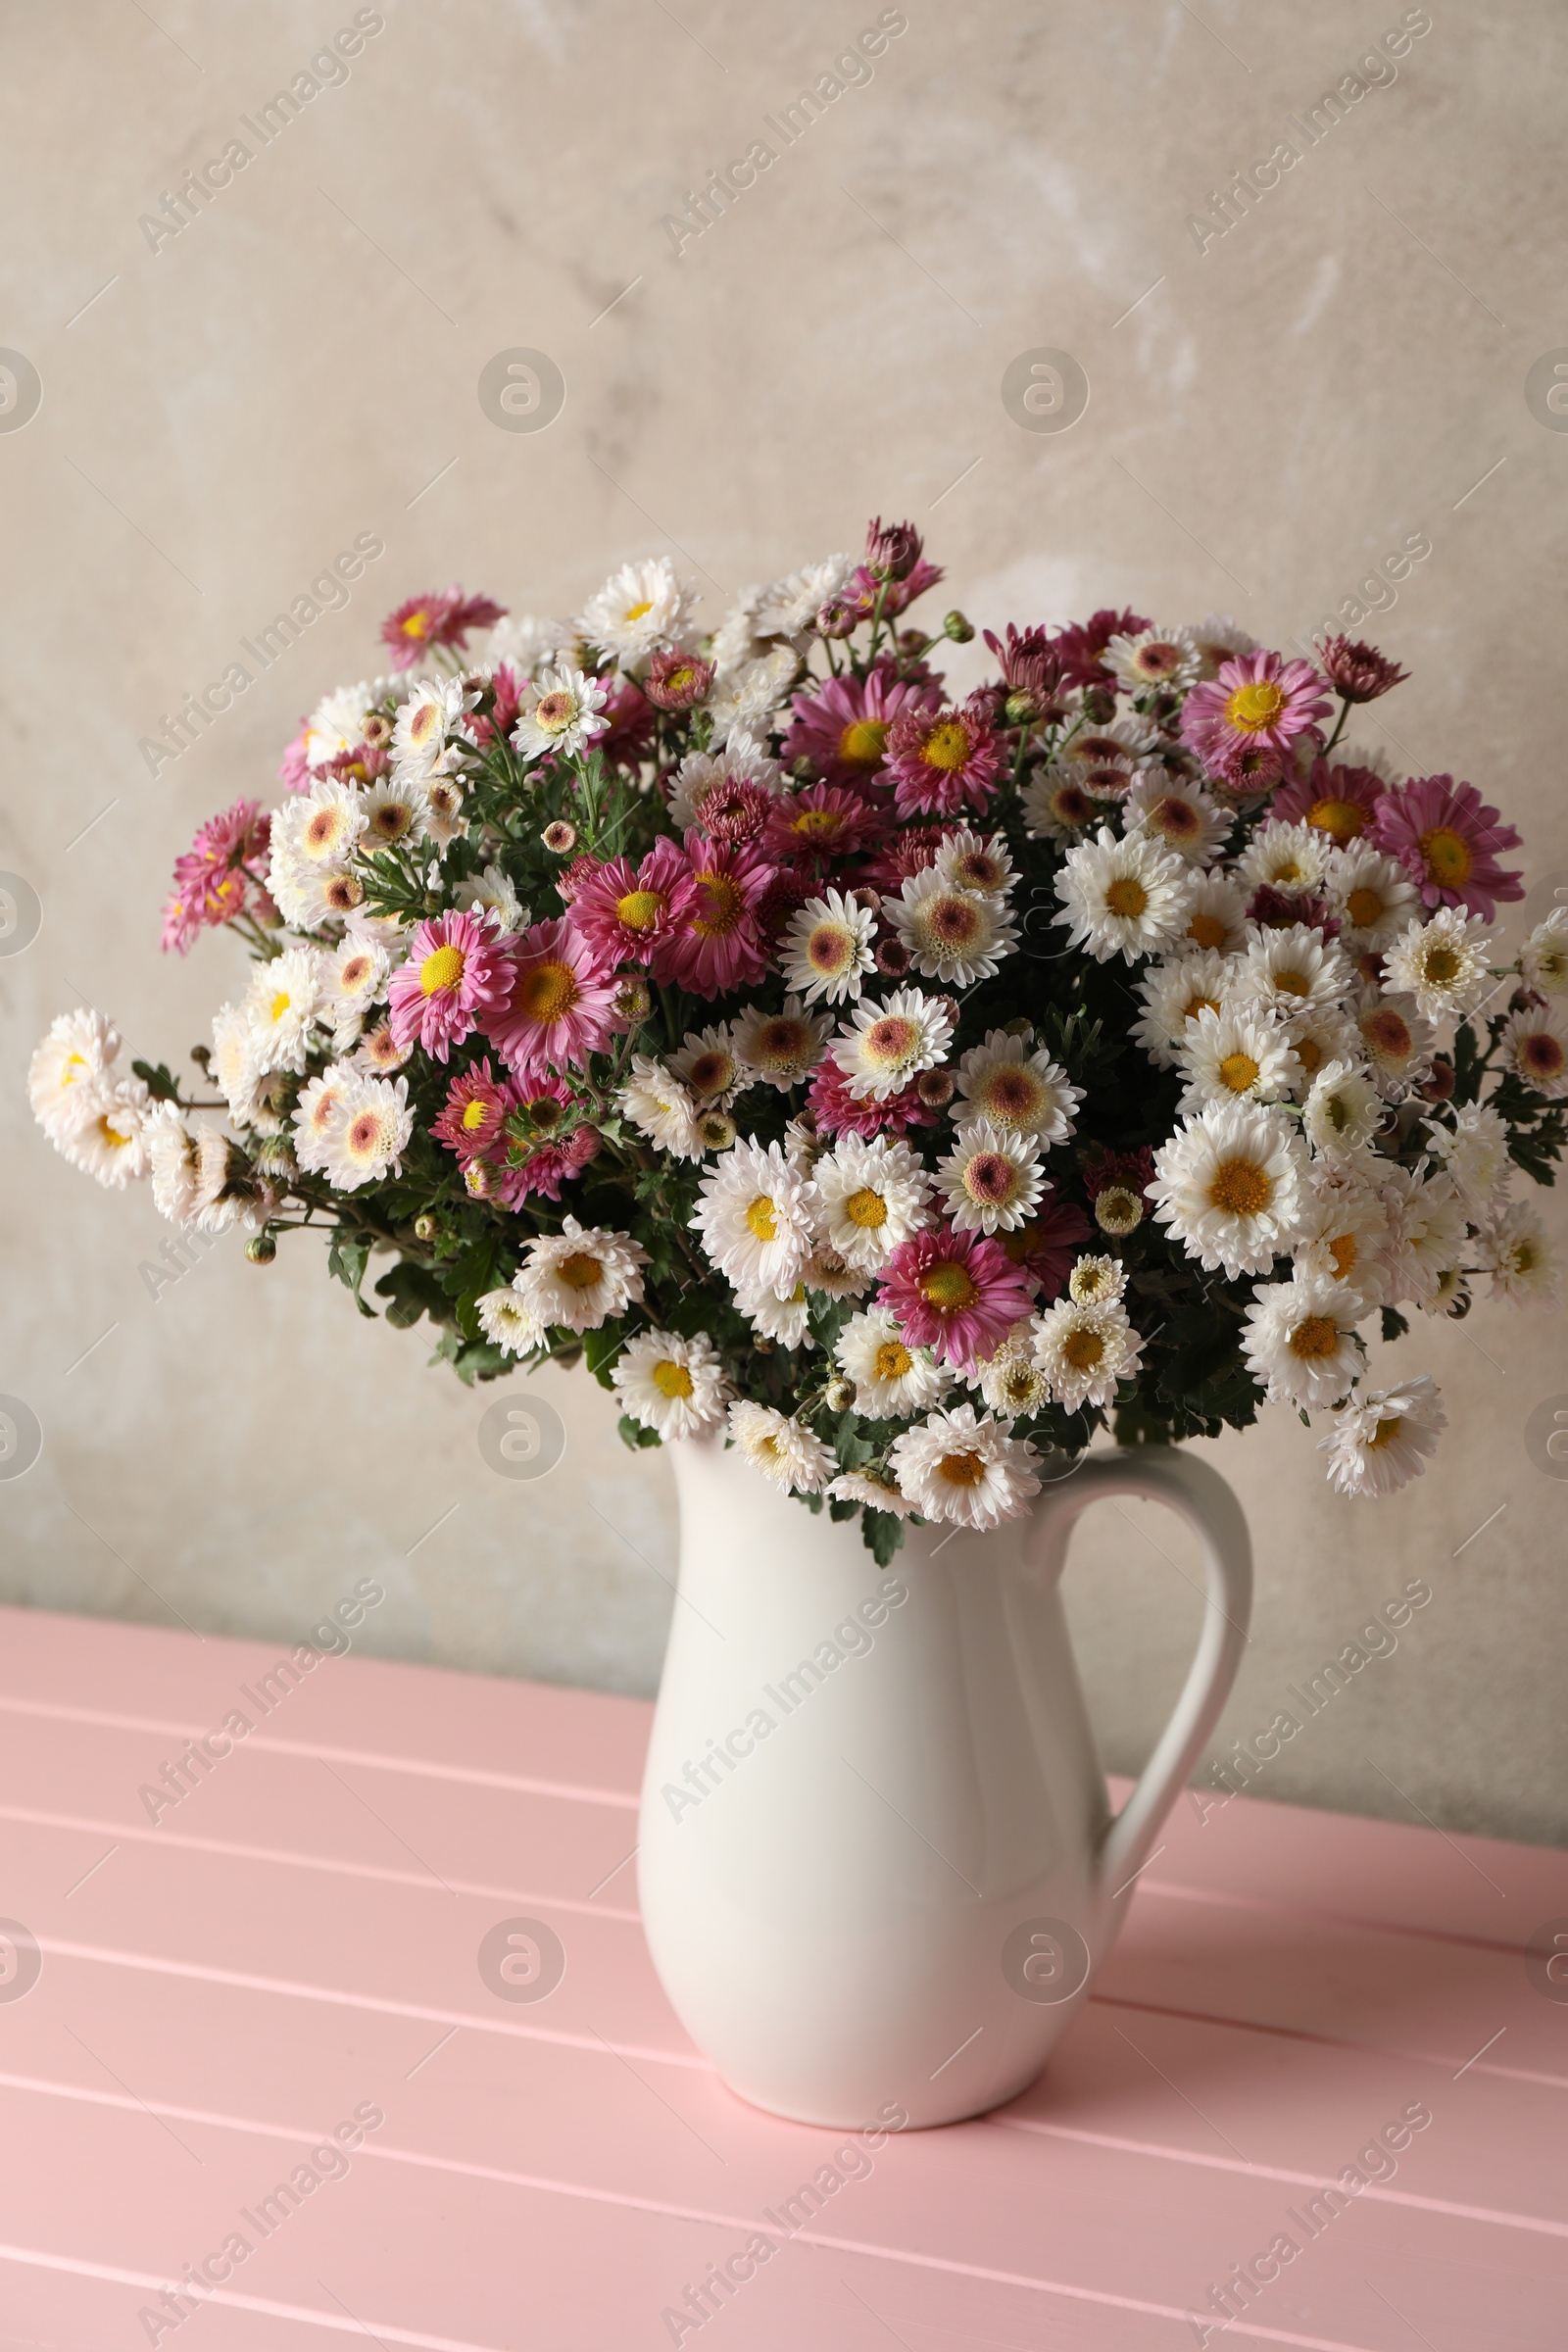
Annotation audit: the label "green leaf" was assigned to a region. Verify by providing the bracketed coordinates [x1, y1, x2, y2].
[131, 1059, 180, 1102]
[1381, 1307, 1409, 1344]
[372, 1260, 453, 1331]
[861, 1509, 906, 1567]
[327, 1233, 375, 1317]
[618, 1413, 662, 1451]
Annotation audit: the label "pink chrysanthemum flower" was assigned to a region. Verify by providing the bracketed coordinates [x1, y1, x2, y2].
[380, 587, 506, 671]
[278, 724, 312, 792]
[885, 697, 1004, 819]
[1000, 1197, 1095, 1302]
[431, 1058, 516, 1161]
[763, 784, 881, 864]
[1269, 758, 1387, 848]
[692, 776, 774, 844]
[875, 1223, 1038, 1371]
[494, 1099, 602, 1205]
[161, 799, 272, 955]
[387, 910, 513, 1063]
[859, 824, 947, 891]
[1313, 633, 1409, 705]
[1181, 651, 1332, 772]
[1050, 608, 1152, 691]
[781, 664, 939, 789]
[1367, 774, 1524, 920]
[469, 662, 524, 749]
[568, 839, 696, 971]
[598, 677, 656, 764]
[480, 917, 622, 1081]
[643, 647, 714, 711]
[807, 1058, 938, 1142]
[663, 833, 776, 997]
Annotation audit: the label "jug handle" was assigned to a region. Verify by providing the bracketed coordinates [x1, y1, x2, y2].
[1023, 1446, 1252, 1912]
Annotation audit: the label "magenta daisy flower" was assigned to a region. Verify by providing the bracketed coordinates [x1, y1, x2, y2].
[431, 1058, 516, 1161]
[1269, 757, 1387, 848]
[568, 839, 696, 971]
[875, 1224, 1038, 1371]
[1050, 608, 1152, 691]
[807, 1058, 938, 1142]
[387, 910, 512, 1063]
[480, 917, 622, 1082]
[1313, 633, 1409, 705]
[643, 647, 713, 710]
[1368, 774, 1524, 920]
[1000, 1197, 1095, 1301]
[885, 697, 1004, 820]
[781, 664, 939, 788]
[663, 834, 776, 998]
[493, 1092, 601, 1205]
[161, 799, 272, 956]
[379, 586, 506, 671]
[763, 784, 882, 864]
[1181, 651, 1332, 773]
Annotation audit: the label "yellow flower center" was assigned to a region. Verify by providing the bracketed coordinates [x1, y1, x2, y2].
[1224, 680, 1287, 732]
[615, 890, 664, 932]
[1367, 1416, 1401, 1450]
[1423, 946, 1460, 985]
[845, 1187, 888, 1228]
[920, 1261, 978, 1311]
[1289, 1315, 1340, 1360]
[838, 718, 888, 767]
[792, 808, 844, 839]
[1295, 1037, 1323, 1075]
[557, 1251, 603, 1290]
[62, 1052, 89, 1086]
[1420, 826, 1473, 887]
[1183, 993, 1220, 1024]
[96, 1114, 132, 1150]
[1272, 967, 1310, 998]
[270, 991, 292, 1023]
[1346, 887, 1384, 929]
[938, 1450, 986, 1487]
[653, 1359, 694, 1398]
[624, 599, 654, 620]
[920, 719, 972, 772]
[1105, 876, 1149, 919]
[402, 612, 432, 640]
[746, 1196, 778, 1241]
[461, 1099, 489, 1131]
[420, 944, 466, 995]
[1306, 797, 1367, 844]
[874, 1340, 912, 1381]
[1062, 1328, 1103, 1371]
[693, 871, 744, 938]
[1188, 913, 1228, 950]
[517, 960, 578, 1023]
[1208, 1156, 1272, 1215]
[1328, 1232, 1358, 1277]
[1218, 1052, 1260, 1094]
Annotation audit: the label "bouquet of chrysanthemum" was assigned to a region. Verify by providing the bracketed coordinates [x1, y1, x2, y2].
[32, 523, 1566, 1559]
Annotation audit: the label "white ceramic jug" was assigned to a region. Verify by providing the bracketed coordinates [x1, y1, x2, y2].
[638, 1431, 1252, 2128]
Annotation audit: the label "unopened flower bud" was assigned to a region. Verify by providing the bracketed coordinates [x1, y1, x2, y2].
[943, 610, 975, 644]
[245, 1231, 277, 1265]
[875, 936, 912, 978]
[698, 1109, 737, 1152]
[914, 1069, 955, 1107]
[615, 977, 653, 1026]
[542, 820, 577, 853]
[1094, 1185, 1143, 1237]
[1004, 690, 1040, 728]
[825, 1377, 857, 1413]
[414, 1213, 439, 1243]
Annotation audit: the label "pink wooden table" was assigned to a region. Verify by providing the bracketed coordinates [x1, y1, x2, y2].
[0, 1603, 1563, 2351]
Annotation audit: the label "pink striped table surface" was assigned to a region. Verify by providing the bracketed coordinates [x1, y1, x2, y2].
[0, 1604, 1563, 2352]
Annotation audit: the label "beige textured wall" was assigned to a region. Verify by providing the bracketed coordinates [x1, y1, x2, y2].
[2, 0, 1563, 1843]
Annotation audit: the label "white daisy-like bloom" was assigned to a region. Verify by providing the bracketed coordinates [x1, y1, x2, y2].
[781, 889, 878, 1005]
[831, 987, 955, 1102]
[612, 1328, 730, 1441]
[57, 1074, 153, 1188]
[619, 1054, 702, 1160]
[1241, 1273, 1364, 1410]
[1175, 1003, 1302, 1116]
[1477, 1201, 1561, 1306]
[707, 646, 798, 751]
[889, 1403, 1042, 1532]
[1379, 1166, 1469, 1307]
[727, 1399, 834, 1495]
[836, 1306, 950, 1416]
[358, 773, 430, 853]
[934, 829, 1016, 897]
[975, 1322, 1054, 1420]
[211, 1003, 268, 1131]
[752, 553, 857, 638]
[1237, 819, 1330, 902]
[1033, 1298, 1144, 1412]
[1301, 1059, 1384, 1160]
[1102, 624, 1201, 696]
[243, 948, 322, 1074]
[1059, 711, 1161, 765]
[1281, 1002, 1362, 1087]
[512, 663, 612, 763]
[1235, 923, 1353, 1018]
[1293, 1172, 1393, 1309]
[476, 1286, 547, 1358]
[1020, 762, 1109, 843]
[1319, 1376, 1446, 1498]
[888, 870, 1018, 989]
[316, 1072, 414, 1192]
[272, 778, 368, 872]
[1383, 908, 1497, 1022]
[1498, 1003, 1568, 1100]
[1054, 826, 1194, 965]
[1324, 843, 1422, 953]
[1187, 613, 1259, 679]
[738, 1279, 814, 1349]
[669, 1023, 744, 1103]
[391, 674, 474, 776]
[267, 847, 364, 933]
[730, 996, 832, 1091]
[324, 935, 391, 1051]
[456, 863, 527, 936]
[1177, 868, 1250, 956]
[1122, 772, 1232, 867]
[146, 1103, 201, 1224]
[1149, 1100, 1310, 1278]
[826, 1468, 920, 1518]
[1519, 906, 1568, 997]
[935, 1119, 1046, 1235]
[691, 1139, 817, 1299]
[954, 1030, 1082, 1146]
[1356, 993, 1435, 1100]
[1069, 1253, 1127, 1305]
[708, 585, 766, 676]
[291, 1065, 355, 1175]
[189, 1130, 268, 1238]
[801, 1246, 868, 1300]
[303, 681, 376, 773]
[423, 775, 468, 847]
[28, 1007, 122, 1142]
[814, 1134, 934, 1272]
[1423, 1102, 1511, 1211]
[578, 556, 693, 664]
[352, 1024, 413, 1078]
[484, 612, 573, 679]
[1420, 1266, 1470, 1318]
[514, 1216, 650, 1334]
[1131, 951, 1237, 1070]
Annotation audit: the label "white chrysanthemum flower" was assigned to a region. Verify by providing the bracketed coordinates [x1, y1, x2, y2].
[814, 1134, 933, 1271]
[1131, 952, 1236, 1069]
[1379, 1166, 1469, 1307]
[1235, 923, 1353, 1018]
[1020, 762, 1105, 843]
[730, 996, 831, 1091]
[1420, 1266, 1470, 1318]
[954, 1030, 1081, 1145]
[738, 1278, 814, 1348]
[358, 773, 430, 853]
[188, 1129, 268, 1237]
[1177, 868, 1250, 956]
[391, 674, 473, 776]
[1122, 772, 1232, 866]
[476, 1286, 546, 1358]
[1175, 1004, 1302, 1116]
[1060, 711, 1161, 764]
[728, 1399, 834, 1494]
[273, 778, 368, 871]
[1382, 908, 1497, 1022]
[351, 1024, 412, 1078]
[303, 681, 376, 773]
[1068, 1253, 1126, 1305]
[975, 1322, 1054, 1419]
[578, 556, 692, 664]
[1477, 1201, 1560, 1306]
[1054, 826, 1194, 964]
[512, 663, 611, 762]
[267, 847, 364, 932]
[244, 948, 322, 1075]
[1102, 624, 1201, 696]
[935, 1119, 1046, 1235]
[612, 1328, 730, 1440]
[211, 1004, 269, 1131]
[458, 862, 528, 936]
[1293, 1173, 1393, 1309]
[1498, 1003, 1568, 1100]
[890, 1403, 1041, 1531]
[1187, 613, 1258, 677]
[1237, 819, 1330, 901]
[1302, 1059, 1384, 1159]
[484, 612, 572, 679]
[752, 553, 857, 637]
[145, 1102, 201, 1224]
[324, 935, 391, 1051]
[665, 746, 783, 831]
[801, 1247, 868, 1300]
[1281, 1002, 1362, 1087]
[691, 1139, 817, 1298]
[422, 775, 467, 846]
[826, 1468, 920, 1518]
[707, 585, 765, 675]
[316, 1073, 413, 1191]
[1424, 1102, 1511, 1211]
[888, 869, 1018, 988]
[1149, 1101, 1310, 1278]
[1356, 994, 1435, 1100]
[514, 1216, 649, 1334]
[57, 1075, 153, 1188]
[619, 1054, 702, 1159]
[1324, 843, 1422, 952]
[1033, 1298, 1144, 1411]
[707, 646, 798, 750]
[935, 829, 1016, 897]
[28, 1007, 122, 1141]
[831, 987, 955, 1102]
[668, 1023, 744, 1103]
[781, 889, 878, 1005]
[1519, 906, 1568, 997]
[835, 1306, 949, 1418]
[1319, 1376, 1446, 1498]
[1241, 1273, 1364, 1410]
[292, 1065, 355, 1174]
